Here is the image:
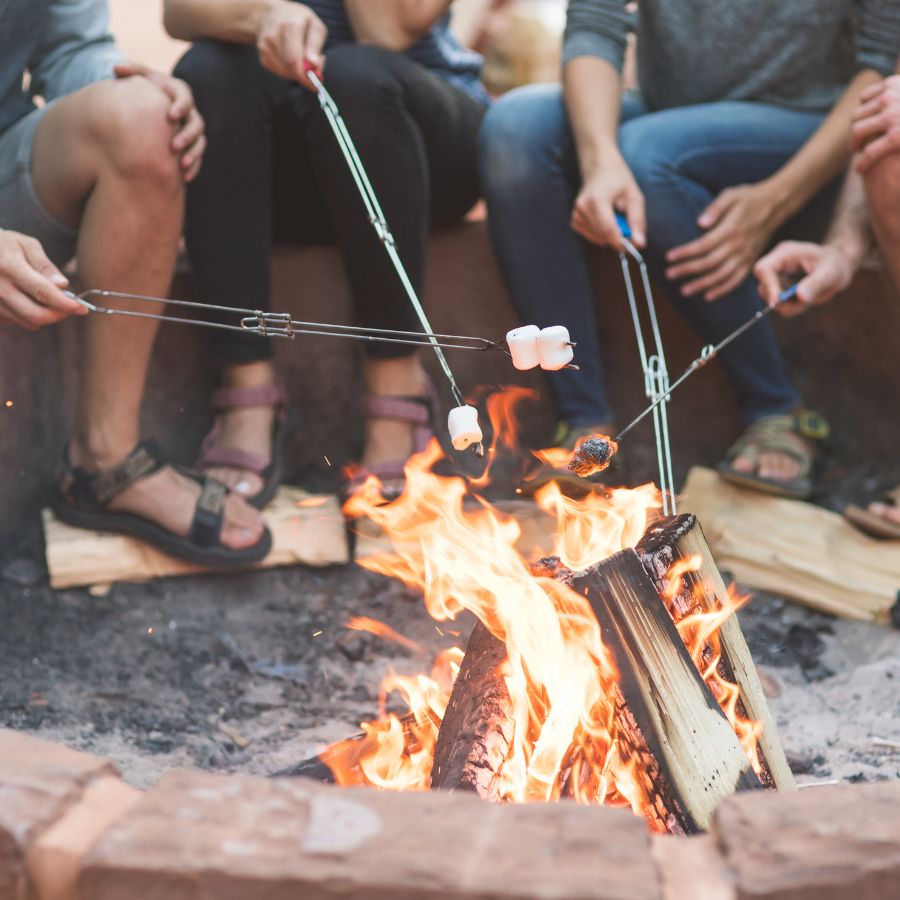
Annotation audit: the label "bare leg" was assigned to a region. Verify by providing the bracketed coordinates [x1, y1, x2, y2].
[362, 354, 430, 470]
[864, 149, 900, 525]
[31, 78, 263, 548]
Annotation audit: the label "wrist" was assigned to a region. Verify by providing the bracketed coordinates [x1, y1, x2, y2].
[825, 231, 868, 277]
[758, 174, 803, 228]
[578, 139, 624, 181]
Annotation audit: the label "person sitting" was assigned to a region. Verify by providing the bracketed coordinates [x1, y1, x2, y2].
[479, 0, 900, 499]
[756, 74, 900, 538]
[162, 0, 489, 503]
[0, 0, 269, 565]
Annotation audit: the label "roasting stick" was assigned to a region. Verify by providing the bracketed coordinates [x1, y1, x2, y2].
[616, 213, 677, 515]
[614, 283, 800, 444]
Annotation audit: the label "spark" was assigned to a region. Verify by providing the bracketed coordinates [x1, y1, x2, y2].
[313, 630, 323, 637]
[515, 487, 523, 494]
[324, 455, 332, 467]
[147, 627, 153, 635]
[4, 400, 12, 408]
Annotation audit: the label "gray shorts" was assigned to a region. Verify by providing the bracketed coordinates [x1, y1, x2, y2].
[0, 104, 78, 267]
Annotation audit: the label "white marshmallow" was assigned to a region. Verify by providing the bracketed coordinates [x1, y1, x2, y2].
[447, 405, 483, 452]
[506, 325, 541, 371]
[537, 326, 574, 371]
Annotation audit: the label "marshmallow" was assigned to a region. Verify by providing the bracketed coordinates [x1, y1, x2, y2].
[537, 326, 574, 371]
[448, 405, 483, 452]
[506, 325, 541, 371]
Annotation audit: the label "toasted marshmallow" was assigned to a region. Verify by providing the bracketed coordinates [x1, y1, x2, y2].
[448, 405, 483, 451]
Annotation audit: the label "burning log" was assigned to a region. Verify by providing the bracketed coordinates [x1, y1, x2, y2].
[573, 550, 764, 833]
[636, 515, 794, 792]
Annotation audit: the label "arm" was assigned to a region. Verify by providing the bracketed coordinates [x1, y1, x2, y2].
[754, 167, 871, 317]
[345, 0, 453, 51]
[28, 0, 123, 102]
[561, 0, 644, 249]
[164, 0, 327, 87]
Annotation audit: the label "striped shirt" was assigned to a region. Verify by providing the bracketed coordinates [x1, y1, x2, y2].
[305, 1, 486, 103]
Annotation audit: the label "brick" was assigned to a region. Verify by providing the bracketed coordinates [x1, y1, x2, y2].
[713, 782, 900, 900]
[651, 835, 736, 900]
[81, 770, 659, 900]
[28, 776, 140, 900]
[0, 729, 117, 900]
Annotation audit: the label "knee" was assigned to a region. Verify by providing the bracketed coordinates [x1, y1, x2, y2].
[864, 151, 900, 228]
[321, 44, 401, 110]
[84, 78, 181, 187]
[478, 85, 569, 196]
[174, 41, 255, 110]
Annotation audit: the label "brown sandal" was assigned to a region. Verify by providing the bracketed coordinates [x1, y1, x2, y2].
[845, 487, 900, 540]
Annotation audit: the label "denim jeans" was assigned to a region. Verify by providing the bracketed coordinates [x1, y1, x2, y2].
[479, 84, 826, 427]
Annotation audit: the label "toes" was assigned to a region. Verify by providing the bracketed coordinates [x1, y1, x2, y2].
[206, 467, 264, 498]
[869, 502, 900, 525]
[757, 453, 800, 482]
[220, 494, 265, 550]
[730, 454, 756, 474]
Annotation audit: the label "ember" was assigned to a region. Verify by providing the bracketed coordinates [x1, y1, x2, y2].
[568, 436, 618, 477]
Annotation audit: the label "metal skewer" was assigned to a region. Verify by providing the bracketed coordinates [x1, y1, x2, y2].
[615, 213, 677, 515]
[614, 283, 799, 444]
[68, 289, 509, 354]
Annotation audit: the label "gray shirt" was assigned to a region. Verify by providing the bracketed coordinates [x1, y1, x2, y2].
[0, 0, 122, 136]
[564, 0, 900, 113]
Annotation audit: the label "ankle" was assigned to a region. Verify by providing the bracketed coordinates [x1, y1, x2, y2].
[222, 361, 277, 389]
[366, 356, 429, 397]
[69, 430, 139, 472]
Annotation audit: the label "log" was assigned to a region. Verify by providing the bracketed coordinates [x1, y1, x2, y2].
[430, 620, 514, 800]
[637, 514, 795, 792]
[572, 550, 764, 834]
[42, 486, 349, 589]
[681, 466, 900, 624]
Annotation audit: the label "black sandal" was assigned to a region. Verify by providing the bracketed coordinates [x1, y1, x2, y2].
[53, 440, 272, 568]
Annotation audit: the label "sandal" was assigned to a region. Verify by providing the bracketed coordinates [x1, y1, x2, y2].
[344, 391, 437, 503]
[53, 440, 272, 567]
[844, 486, 900, 540]
[522, 421, 623, 496]
[197, 382, 289, 509]
[717, 410, 829, 500]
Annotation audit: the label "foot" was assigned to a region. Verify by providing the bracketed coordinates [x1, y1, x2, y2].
[69, 441, 265, 551]
[729, 430, 815, 484]
[203, 362, 278, 498]
[868, 497, 900, 526]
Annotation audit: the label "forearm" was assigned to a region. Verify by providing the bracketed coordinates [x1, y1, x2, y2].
[563, 55, 623, 179]
[164, 0, 277, 43]
[345, 0, 453, 50]
[823, 165, 872, 271]
[764, 70, 883, 226]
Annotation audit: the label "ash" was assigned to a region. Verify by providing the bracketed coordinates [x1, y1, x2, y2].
[0, 555, 897, 789]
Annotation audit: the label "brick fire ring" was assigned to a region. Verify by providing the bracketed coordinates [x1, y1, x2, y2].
[2, 728, 899, 899]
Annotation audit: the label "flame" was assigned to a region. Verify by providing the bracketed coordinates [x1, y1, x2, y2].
[345, 616, 427, 655]
[329, 387, 760, 826]
[661, 557, 764, 775]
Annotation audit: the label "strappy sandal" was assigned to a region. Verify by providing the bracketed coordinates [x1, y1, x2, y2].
[844, 487, 900, 540]
[197, 382, 289, 509]
[717, 410, 829, 500]
[522, 421, 624, 496]
[344, 391, 438, 503]
[53, 440, 272, 567]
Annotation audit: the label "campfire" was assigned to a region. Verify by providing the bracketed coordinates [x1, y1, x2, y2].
[310, 390, 792, 835]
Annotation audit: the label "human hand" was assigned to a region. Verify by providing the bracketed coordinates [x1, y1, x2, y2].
[571, 150, 646, 251]
[256, 1, 328, 90]
[754, 240, 854, 318]
[0, 231, 85, 330]
[666, 182, 780, 301]
[114, 62, 206, 182]
[852, 75, 900, 173]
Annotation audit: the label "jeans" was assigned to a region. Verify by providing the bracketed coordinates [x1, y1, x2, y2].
[175, 41, 486, 365]
[479, 84, 827, 427]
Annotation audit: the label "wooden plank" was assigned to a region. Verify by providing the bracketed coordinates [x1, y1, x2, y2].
[574, 550, 764, 834]
[680, 467, 900, 624]
[637, 515, 794, 792]
[43, 486, 349, 590]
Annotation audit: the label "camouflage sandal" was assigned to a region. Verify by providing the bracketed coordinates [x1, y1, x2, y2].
[844, 486, 900, 540]
[717, 410, 829, 500]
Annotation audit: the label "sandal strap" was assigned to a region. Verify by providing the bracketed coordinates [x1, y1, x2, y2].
[198, 445, 270, 475]
[884, 486, 900, 506]
[364, 394, 431, 426]
[726, 411, 828, 477]
[189, 476, 227, 548]
[61, 440, 166, 509]
[211, 383, 287, 414]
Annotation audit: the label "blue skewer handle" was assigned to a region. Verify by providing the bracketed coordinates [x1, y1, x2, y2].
[615, 210, 632, 239]
[776, 283, 799, 304]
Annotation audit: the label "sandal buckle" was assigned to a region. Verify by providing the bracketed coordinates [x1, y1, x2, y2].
[796, 410, 830, 441]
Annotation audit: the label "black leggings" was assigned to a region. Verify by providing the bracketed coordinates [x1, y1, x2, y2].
[174, 41, 486, 364]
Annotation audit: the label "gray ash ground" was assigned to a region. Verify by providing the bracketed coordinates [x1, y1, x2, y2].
[1, 520, 898, 790]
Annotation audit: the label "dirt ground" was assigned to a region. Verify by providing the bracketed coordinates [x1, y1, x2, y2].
[2, 528, 898, 791]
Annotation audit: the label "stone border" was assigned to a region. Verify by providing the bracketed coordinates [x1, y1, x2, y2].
[1, 728, 898, 900]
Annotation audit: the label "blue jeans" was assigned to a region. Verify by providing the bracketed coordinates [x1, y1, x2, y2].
[479, 85, 826, 427]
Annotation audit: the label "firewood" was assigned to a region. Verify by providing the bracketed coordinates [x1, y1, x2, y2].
[681, 466, 900, 624]
[637, 514, 795, 792]
[573, 550, 764, 833]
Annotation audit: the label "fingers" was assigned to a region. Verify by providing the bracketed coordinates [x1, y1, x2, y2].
[306, 16, 328, 70]
[851, 112, 888, 151]
[18, 238, 85, 317]
[624, 189, 646, 248]
[0, 283, 69, 330]
[163, 76, 195, 122]
[183, 133, 207, 182]
[681, 255, 742, 300]
[753, 248, 792, 306]
[856, 131, 900, 172]
[697, 190, 734, 230]
[113, 61, 147, 79]
[666, 225, 720, 264]
[281, 19, 310, 81]
[666, 239, 730, 281]
[859, 79, 886, 105]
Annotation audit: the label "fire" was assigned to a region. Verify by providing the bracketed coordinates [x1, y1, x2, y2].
[326, 387, 760, 825]
[661, 556, 764, 775]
